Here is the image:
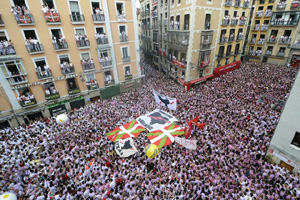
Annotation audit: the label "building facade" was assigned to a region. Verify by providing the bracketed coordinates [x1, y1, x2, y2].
[139, 0, 252, 89]
[0, 0, 142, 128]
[246, 0, 300, 66]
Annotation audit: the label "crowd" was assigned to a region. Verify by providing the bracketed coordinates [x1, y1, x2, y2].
[0, 61, 300, 199]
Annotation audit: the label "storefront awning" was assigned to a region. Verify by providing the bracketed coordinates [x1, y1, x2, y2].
[190, 74, 214, 84]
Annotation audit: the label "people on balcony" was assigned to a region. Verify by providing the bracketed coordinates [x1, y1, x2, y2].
[120, 31, 128, 42]
[258, 38, 265, 44]
[95, 32, 108, 44]
[265, 9, 272, 16]
[81, 58, 94, 69]
[223, 15, 230, 24]
[86, 78, 98, 88]
[17, 93, 35, 103]
[60, 61, 74, 74]
[94, 7, 104, 21]
[256, 49, 262, 56]
[269, 35, 277, 42]
[251, 37, 256, 44]
[37, 64, 51, 78]
[75, 34, 89, 47]
[175, 21, 180, 30]
[279, 35, 291, 43]
[256, 10, 263, 17]
[105, 74, 113, 82]
[0, 40, 15, 55]
[170, 20, 174, 30]
[277, 1, 286, 9]
[100, 56, 112, 66]
[25, 38, 42, 52]
[11, 5, 32, 23]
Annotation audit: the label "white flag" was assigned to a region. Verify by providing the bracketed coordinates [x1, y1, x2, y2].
[174, 137, 197, 150]
[115, 138, 138, 157]
[153, 90, 177, 110]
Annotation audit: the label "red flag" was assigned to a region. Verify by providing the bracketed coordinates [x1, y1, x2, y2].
[184, 121, 192, 139]
[190, 116, 206, 129]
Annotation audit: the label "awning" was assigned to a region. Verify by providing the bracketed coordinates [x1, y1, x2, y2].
[190, 74, 214, 84]
[16, 107, 45, 116]
[213, 60, 241, 77]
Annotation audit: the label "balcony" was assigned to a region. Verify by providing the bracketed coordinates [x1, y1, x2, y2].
[120, 35, 128, 42]
[152, 25, 158, 29]
[145, 10, 150, 16]
[267, 37, 277, 43]
[278, 37, 291, 44]
[76, 39, 90, 49]
[172, 59, 186, 69]
[152, 10, 158, 18]
[15, 14, 35, 25]
[250, 39, 256, 44]
[68, 88, 80, 95]
[20, 98, 37, 107]
[265, 50, 272, 56]
[122, 56, 131, 63]
[105, 79, 115, 86]
[253, 24, 260, 31]
[225, 0, 232, 6]
[117, 13, 126, 22]
[60, 65, 75, 75]
[96, 37, 108, 45]
[221, 19, 230, 26]
[164, 19, 168, 26]
[243, 1, 249, 8]
[0, 46, 16, 56]
[228, 36, 235, 42]
[277, 3, 286, 10]
[25, 43, 44, 54]
[261, 24, 268, 31]
[256, 11, 263, 17]
[292, 41, 300, 49]
[257, 39, 265, 45]
[168, 31, 189, 51]
[70, 14, 85, 24]
[226, 52, 234, 57]
[264, 10, 272, 17]
[45, 93, 60, 101]
[234, 1, 241, 7]
[236, 35, 243, 41]
[231, 19, 238, 25]
[237, 19, 244, 26]
[291, 2, 300, 9]
[44, 12, 61, 24]
[87, 83, 99, 90]
[270, 20, 298, 26]
[82, 63, 95, 70]
[234, 50, 242, 55]
[125, 74, 133, 80]
[92, 14, 105, 23]
[217, 54, 225, 59]
[7, 74, 27, 85]
[100, 59, 112, 67]
[36, 69, 52, 79]
[277, 52, 285, 57]
[219, 37, 228, 43]
[248, 50, 256, 56]
[53, 41, 68, 51]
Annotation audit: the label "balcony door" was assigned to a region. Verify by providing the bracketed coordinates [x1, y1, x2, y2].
[69, 1, 81, 20]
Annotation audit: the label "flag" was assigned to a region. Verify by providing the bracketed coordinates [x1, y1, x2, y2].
[190, 116, 206, 129]
[184, 120, 192, 139]
[115, 138, 138, 157]
[105, 120, 146, 142]
[174, 137, 197, 150]
[153, 90, 177, 110]
[147, 122, 184, 149]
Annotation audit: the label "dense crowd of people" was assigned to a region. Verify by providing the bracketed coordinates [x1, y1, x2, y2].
[0, 61, 299, 199]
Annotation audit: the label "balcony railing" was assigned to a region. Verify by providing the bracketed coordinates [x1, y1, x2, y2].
[26, 43, 44, 54]
[82, 63, 95, 70]
[125, 74, 133, 80]
[76, 39, 90, 48]
[68, 88, 80, 95]
[270, 20, 298, 26]
[44, 12, 61, 23]
[45, 93, 60, 101]
[240, 19, 246, 25]
[20, 98, 37, 107]
[168, 31, 189, 51]
[264, 10, 272, 17]
[225, 1, 232, 6]
[277, 3, 287, 10]
[122, 56, 131, 63]
[235, 1, 241, 7]
[277, 52, 285, 57]
[231, 19, 238, 25]
[219, 37, 228, 43]
[265, 50, 272, 56]
[152, 25, 158, 29]
[228, 36, 235, 42]
[291, 2, 300, 9]
[236, 35, 243, 41]
[253, 24, 260, 30]
[257, 39, 265, 45]
[61, 65, 75, 75]
[87, 83, 99, 90]
[0, 46, 16, 56]
[250, 39, 256, 44]
[92, 14, 105, 23]
[53, 41, 68, 51]
[278, 37, 291, 44]
[120, 35, 128, 42]
[152, 11, 158, 17]
[117, 13, 126, 22]
[105, 79, 115, 86]
[267, 37, 277, 43]
[234, 50, 242, 55]
[256, 11, 263, 17]
[36, 70, 52, 79]
[145, 10, 150, 15]
[96, 37, 108, 45]
[221, 19, 230, 26]
[7, 75, 27, 85]
[261, 24, 268, 30]
[217, 54, 225, 58]
[243, 1, 249, 8]
[70, 14, 85, 23]
[15, 14, 35, 25]
[100, 59, 112, 67]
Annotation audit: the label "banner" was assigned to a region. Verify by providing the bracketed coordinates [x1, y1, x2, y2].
[174, 137, 197, 150]
[213, 60, 241, 77]
[153, 90, 177, 110]
[115, 138, 138, 157]
[147, 123, 184, 149]
[105, 120, 146, 142]
[136, 109, 177, 132]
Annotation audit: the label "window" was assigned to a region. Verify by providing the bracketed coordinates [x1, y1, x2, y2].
[80, 52, 94, 70]
[119, 25, 128, 42]
[69, 1, 84, 22]
[0, 31, 16, 56]
[122, 47, 130, 62]
[33, 58, 52, 79]
[59, 55, 74, 74]
[91, 1, 101, 14]
[104, 71, 114, 85]
[278, 47, 286, 56]
[43, 0, 55, 9]
[226, 45, 232, 56]
[50, 28, 67, 50]
[291, 131, 300, 148]
[0, 60, 27, 85]
[205, 14, 211, 30]
[91, 1, 104, 21]
[23, 30, 44, 53]
[218, 46, 225, 56]
[116, 2, 126, 21]
[175, 15, 180, 30]
[85, 73, 98, 90]
[234, 44, 240, 54]
[75, 28, 89, 47]
[98, 49, 112, 67]
[125, 66, 131, 75]
[67, 78, 78, 89]
[201, 31, 213, 49]
[44, 82, 59, 100]
[17, 87, 36, 107]
[12, 0, 27, 7]
[184, 14, 189, 30]
[178, 0, 181, 4]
